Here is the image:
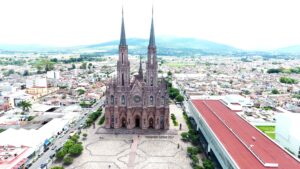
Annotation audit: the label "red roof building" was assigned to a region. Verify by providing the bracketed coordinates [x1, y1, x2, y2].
[187, 99, 300, 169]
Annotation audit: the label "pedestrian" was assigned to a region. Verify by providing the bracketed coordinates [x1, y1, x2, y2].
[177, 143, 180, 149]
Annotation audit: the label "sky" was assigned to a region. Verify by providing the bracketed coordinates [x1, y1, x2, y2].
[0, 0, 300, 50]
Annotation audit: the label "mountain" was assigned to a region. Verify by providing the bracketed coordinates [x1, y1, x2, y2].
[1, 38, 300, 58]
[84, 37, 241, 56]
[274, 45, 300, 54]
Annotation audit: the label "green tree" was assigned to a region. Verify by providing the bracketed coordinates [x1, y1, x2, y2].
[63, 140, 75, 152]
[72, 64, 76, 69]
[80, 62, 87, 69]
[19, 100, 32, 112]
[271, 89, 279, 94]
[175, 95, 184, 102]
[280, 77, 298, 84]
[167, 71, 172, 76]
[56, 149, 67, 160]
[77, 89, 85, 95]
[68, 144, 83, 156]
[63, 156, 73, 165]
[23, 70, 29, 76]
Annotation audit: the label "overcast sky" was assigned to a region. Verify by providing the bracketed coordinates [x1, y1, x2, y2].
[0, 0, 299, 50]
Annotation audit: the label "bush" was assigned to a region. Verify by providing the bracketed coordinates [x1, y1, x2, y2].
[27, 116, 35, 121]
[181, 132, 189, 141]
[203, 159, 214, 169]
[63, 156, 73, 165]
[187, 146, 200, 156]
[171, 113, 178, 126]
[191, 154, 199, 164]
[51, 166, 64, 169]
[70, 134, 80, 143]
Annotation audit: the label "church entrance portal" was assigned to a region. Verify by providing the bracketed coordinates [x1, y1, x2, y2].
[149, 118, 154, 128]
[135, 116, 140, 128]
[121, 118, 126, 128]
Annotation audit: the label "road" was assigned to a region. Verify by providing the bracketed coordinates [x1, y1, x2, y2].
[29, 97, 105, 169]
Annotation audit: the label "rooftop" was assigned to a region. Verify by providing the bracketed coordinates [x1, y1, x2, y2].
[192, 99, 300, 169]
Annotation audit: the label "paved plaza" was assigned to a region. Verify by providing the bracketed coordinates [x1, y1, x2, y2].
[60, 104, 192, 169]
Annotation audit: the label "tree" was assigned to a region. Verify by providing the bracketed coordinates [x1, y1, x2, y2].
[56, 149, 67, 160]
[63, 140, 75, 152]
[51, 166, 64, 169]
[280, 77, 298, 84]
[63, 156, 73, 165]
[167, 71, 172, 76]
[72, 64, 76, 69]
[80, 62, 87, 69]
[82, 133, 87, 138]
[77, 89, 85, 95]
[271, 89, 279, 94]
[68, 144, 83, 156]
[175, 95, 184, 102]
[19, 100, 32, 112]
[23, 70, 29, 76]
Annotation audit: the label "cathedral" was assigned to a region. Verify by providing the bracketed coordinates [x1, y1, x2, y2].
[104, 8, 170, 130]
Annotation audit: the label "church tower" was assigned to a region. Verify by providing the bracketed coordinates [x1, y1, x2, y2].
[117, 7, 130, 87]
[146, 7, 158, 87]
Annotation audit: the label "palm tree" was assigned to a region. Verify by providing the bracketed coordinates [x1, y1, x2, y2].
[19, 101, 32, 112]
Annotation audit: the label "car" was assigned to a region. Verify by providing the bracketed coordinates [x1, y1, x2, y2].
[44, 147, 49, 152]
[49, 153, 55, 159]
[51, 145, 57, 150]
[40, 163, 47, 169]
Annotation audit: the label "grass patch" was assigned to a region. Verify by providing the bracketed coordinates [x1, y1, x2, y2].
[256, 125, 276, 139]
[165, 62, 195, 68]
[0, 129, 6, 133]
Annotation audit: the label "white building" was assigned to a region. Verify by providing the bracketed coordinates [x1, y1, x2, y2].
[47, 71, 60, 80]
[276, 111, 300, 158]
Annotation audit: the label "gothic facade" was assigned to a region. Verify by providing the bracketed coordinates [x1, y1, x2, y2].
[104, 9, 170, 130]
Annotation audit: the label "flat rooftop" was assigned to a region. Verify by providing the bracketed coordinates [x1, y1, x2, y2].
[192, 99, 300, 169]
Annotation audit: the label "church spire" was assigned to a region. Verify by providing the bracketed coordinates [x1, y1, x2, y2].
[149, 5, 155, 47]
[120, 6, 126, 46]
[138, 55, 143, 78]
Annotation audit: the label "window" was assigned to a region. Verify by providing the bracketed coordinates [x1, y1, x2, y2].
[150, 96, 154, 105]
[121, 95, 125, 105]
[122, 53, 124, 64]
[150, 77, 153, 86]
[150, 54, 153, 64]
[122, 74, 124, 86]
[111, 95, 114, 104]
[162, 96, 165, 104]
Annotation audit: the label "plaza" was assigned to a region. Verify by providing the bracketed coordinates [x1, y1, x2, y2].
[59, 104, 192, 169]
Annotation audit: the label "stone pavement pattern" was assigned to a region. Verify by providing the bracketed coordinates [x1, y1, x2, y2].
[61, 104, 192, 169]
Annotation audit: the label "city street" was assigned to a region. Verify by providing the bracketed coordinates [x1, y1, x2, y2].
[29, 97, 105, 169]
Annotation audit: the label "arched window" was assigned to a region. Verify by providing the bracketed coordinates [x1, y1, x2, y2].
[162, 96, 165, 105]
[122, 74, 124, 86]
[122, 53, 124, 64]
[150, 96, 154, 105]
[111, 95, 114, 104]
[121, 95, 125, 105]
[150, 77, 153, 86]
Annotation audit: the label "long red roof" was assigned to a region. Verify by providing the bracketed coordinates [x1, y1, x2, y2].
[192, 99, 300, 169]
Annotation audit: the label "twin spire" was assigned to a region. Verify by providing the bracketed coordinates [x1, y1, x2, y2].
[119, 6, 155, 47]
[120, 7, 126, 46]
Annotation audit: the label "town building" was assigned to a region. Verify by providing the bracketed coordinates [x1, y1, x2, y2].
[185, 97, 300, 169]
